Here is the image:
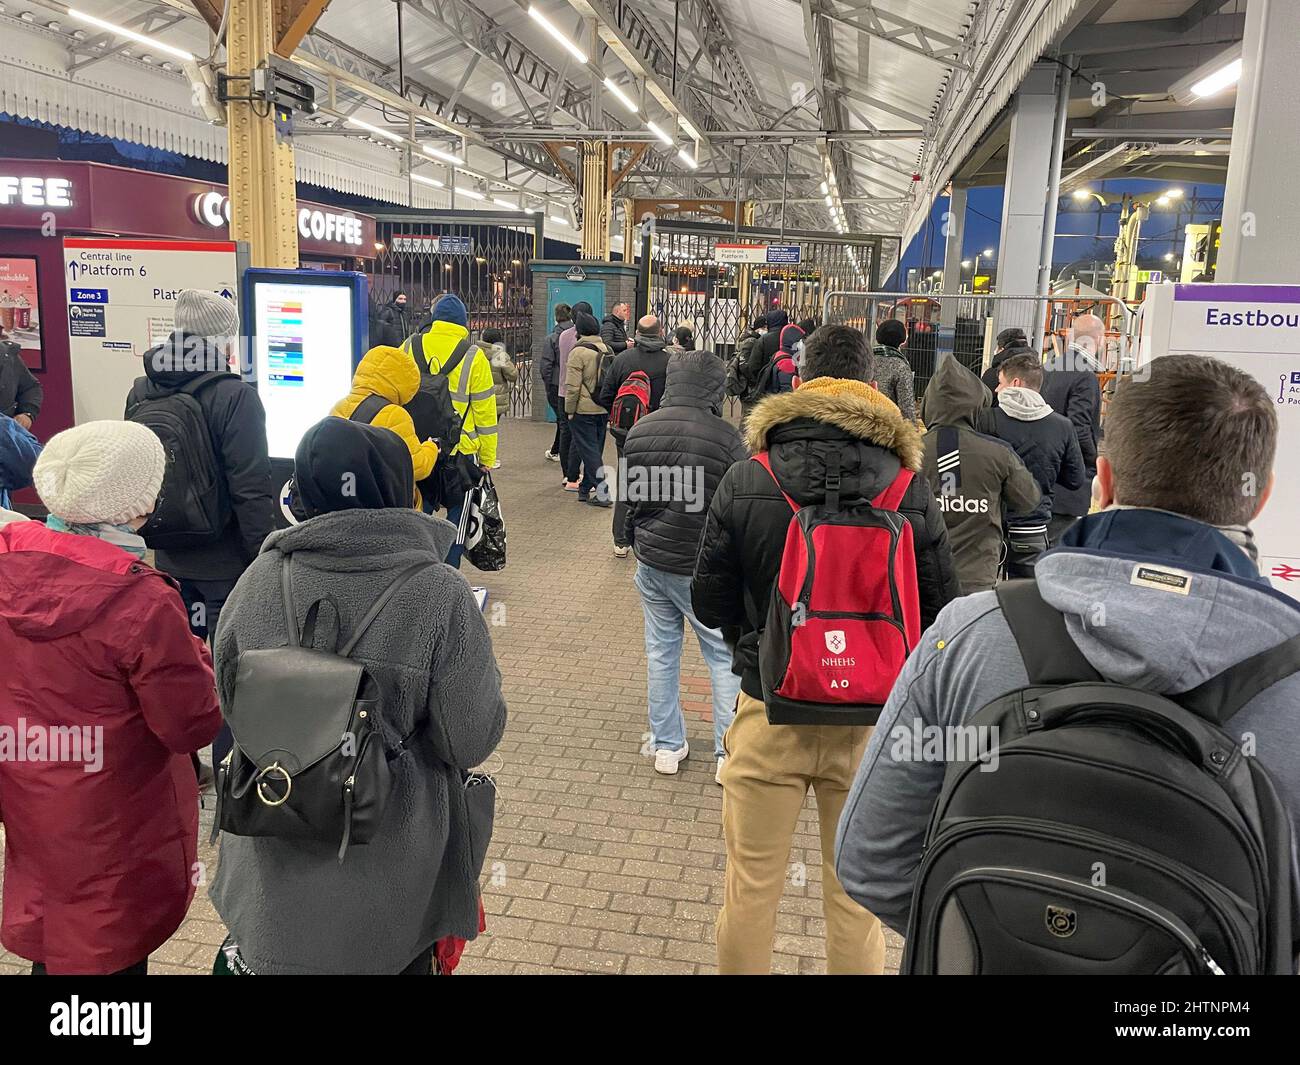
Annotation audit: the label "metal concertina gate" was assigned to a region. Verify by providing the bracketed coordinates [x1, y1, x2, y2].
[361, 209, 542, 418]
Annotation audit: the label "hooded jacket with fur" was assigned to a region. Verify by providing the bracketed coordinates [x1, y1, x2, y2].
[921, 358, 1041, 593]
[692, 377, 960, 702]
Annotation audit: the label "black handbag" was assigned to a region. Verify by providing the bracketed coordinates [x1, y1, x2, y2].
[212, 555, 436, 861]
[463, 472, 507, 571]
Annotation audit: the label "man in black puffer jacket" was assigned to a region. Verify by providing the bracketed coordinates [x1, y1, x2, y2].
[692, 324, 959, 975]
[622, 351, 748, 782]
[125, 291, 275, 767]
[744, 307, 788, 395]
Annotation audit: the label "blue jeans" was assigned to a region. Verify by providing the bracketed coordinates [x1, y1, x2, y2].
[633, 561, 739, 757]
[568, 413, 608, 499]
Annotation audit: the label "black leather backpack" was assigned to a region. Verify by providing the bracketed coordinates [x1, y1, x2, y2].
[213, 555, 436, 861]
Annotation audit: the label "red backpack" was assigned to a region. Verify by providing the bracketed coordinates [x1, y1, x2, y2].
[754, 450, 921, 724]
[609, 369, 652, 436]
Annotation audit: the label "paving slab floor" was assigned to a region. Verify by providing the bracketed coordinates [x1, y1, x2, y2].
[0, 417, 903, 975]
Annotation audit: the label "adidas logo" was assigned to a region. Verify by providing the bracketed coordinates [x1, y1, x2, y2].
[936, 494, 991, 514]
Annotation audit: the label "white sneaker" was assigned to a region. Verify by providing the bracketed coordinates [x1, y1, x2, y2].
[613, 544, 630, 559]
[653, 743, 689, 775]
[715, 756, 726, 785]
[544, 449, 560, 462]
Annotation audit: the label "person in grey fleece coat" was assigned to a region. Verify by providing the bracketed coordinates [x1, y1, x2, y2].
[870, 318, 918, 424]
[210, 417, 507, 975]
[835, 355, 1300, 947]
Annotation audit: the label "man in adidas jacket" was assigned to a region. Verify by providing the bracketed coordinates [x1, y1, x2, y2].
[692, 324, 959, 974]
[921, 356, 1040, 594]
[836, 354, 1300, 943]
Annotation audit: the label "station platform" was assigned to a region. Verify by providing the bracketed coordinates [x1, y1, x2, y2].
[0, 417, 903, 976]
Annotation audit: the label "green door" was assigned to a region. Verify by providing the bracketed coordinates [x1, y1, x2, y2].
[544, 279, 605, 421]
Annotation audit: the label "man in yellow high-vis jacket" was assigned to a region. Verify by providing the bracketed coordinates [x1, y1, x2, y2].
[402, 293, 498, 566]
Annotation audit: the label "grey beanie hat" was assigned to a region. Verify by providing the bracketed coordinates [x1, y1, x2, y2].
[175, 289, 239, 339]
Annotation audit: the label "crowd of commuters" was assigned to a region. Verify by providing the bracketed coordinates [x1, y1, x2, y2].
[1, 281, 1296, 976]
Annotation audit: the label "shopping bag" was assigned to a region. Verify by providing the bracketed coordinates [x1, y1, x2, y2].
[463, 473, 506, 571]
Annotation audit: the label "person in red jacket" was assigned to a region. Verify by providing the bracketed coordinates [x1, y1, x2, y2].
[0, 420, 221, 975]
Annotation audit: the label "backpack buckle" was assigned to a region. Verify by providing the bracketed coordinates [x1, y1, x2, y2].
[255, 762, 293, 807]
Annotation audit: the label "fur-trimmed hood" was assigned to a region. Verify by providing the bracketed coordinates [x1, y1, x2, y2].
[744, 376, 924, 472]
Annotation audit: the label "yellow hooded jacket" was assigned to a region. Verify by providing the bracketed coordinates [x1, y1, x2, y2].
[331, 346, 440, 505]
[403, 320, 499, 468]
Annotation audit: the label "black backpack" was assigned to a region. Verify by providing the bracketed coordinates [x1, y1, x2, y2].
[212, 555, 436, 862]
[903, 579, 1299, 975]
[592, 344, 616, 403]
[126, 372, 231, 549]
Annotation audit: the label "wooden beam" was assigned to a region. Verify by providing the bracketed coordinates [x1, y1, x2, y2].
[275, 0, 332, 59]
[542, 142, 578, 188]
[189, 0, 224, 34]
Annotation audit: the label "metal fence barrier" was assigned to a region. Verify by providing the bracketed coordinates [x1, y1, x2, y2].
[823, 290, 1137, 397]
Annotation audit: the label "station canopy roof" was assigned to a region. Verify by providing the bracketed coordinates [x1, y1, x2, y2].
[0, 1, 1246, 244]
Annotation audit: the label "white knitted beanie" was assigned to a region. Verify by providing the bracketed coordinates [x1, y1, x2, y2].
[34, 421, 166, 526]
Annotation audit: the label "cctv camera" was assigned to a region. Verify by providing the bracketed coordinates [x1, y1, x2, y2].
[182, 58, 227, 127]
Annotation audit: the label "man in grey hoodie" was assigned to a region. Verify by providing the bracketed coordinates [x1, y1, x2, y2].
[835, 354, 1300, 940]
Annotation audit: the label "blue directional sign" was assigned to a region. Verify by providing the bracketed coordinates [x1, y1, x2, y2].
[70, 288, 109, 304]
[766, 244, 802, 265]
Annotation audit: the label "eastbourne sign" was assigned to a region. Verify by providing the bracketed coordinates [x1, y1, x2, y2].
[191, 191, 367, 251]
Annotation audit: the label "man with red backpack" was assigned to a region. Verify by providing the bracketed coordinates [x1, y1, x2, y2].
[692, 324, 959, 974]
[597, 314, 671, 559]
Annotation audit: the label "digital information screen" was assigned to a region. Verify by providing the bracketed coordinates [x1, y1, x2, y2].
[252, 281, 357, 459]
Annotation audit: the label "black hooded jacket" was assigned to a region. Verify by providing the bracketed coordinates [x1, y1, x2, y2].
[980, 341, 1034, 404]
[920, 358, 1040, 593]
[744, 308, 789, 385]
[597, 334, 671, 415]
[621, 351, 748, 576]
[692, 378, 960, 701]
[126, 333, 275, 581]
[374, 297, 415, 348]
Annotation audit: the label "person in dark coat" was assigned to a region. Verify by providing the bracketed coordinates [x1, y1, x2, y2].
[0, 420, 221, 975]
[991, 352, 1086, 577]
[768, 322, 804, 393]
[600, 302, 632, 350]
[1041, 313, 1104, 543]
[920, 356, 1040, 594]
[598, 314, 671, 556]
[0, 326, 42, 429]
[622, 350, 748, 781]
[539, 302, 572, 462]
[210, 417, 507, 975]
[744, 307, 789, 392]
[980, 326, 1034, 403]
[692, 324, 959, 975]
[125, 290, 274, 768]
[373, 291, 415, 348]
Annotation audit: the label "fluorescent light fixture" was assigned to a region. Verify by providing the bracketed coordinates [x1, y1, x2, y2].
[603, 78, 638, 114]
[1191, 56, 1242, 98]
[820, 181, 828, 195]
[423, 145, 464, 165]
[493, 197, 521, 210]
[455, 187, 485, 201]
[824, 195, 833, 206]
[677, 116, 701, 143]
[528, 5, 588, 65]
[677, 148, 698, 169]
[1170, 45, 1242, 104]
[411, 173, 444, 188]
[646, 121, 673, 145]
[68, 9, 194, 60]
[347, 116, 403, 143]
[549, 215, 568, 226]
